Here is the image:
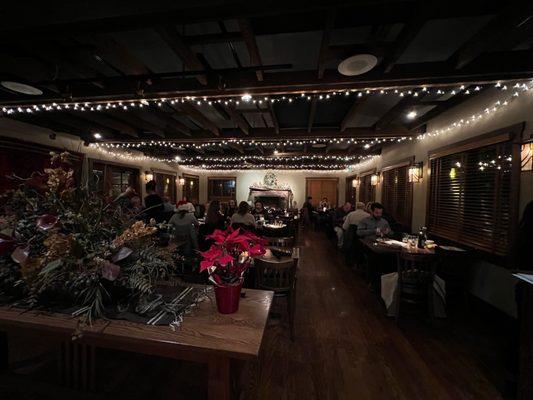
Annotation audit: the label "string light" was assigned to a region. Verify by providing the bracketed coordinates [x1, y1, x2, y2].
[2, 81, 512, 116]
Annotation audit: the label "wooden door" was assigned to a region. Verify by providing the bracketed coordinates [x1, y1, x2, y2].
[306, 178, 338, 207]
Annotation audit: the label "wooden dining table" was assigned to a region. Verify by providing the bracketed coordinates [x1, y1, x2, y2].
[0, 287, 274, 400]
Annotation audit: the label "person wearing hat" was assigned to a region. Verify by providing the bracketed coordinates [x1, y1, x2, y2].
[168, 203, 200, 250]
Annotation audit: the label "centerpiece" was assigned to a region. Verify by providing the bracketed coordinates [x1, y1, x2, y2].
[0, 152, 185, 327]
[199, 228, 266, 314]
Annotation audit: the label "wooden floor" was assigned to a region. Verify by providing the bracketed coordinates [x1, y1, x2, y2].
[249, 229, 504, 400]
[1, 229, 505, 399]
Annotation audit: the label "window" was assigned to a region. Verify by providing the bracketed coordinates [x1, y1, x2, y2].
[155, 172, 176, 202]
[345, 175, 357, 204]
[208, 177, 236, 202]
[381, 164, 412, 230]
[358, 174, 375, 205]
[90, 161, 140, 197]
[428, 140, 514, 257]
[183, 174, 199, 204]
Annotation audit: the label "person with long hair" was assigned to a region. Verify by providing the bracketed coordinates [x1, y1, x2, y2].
[231, 201, 256, 226]
[224, 199, 237, 219]
[204, 200, 225, 231]
[517, 201, 533, 270]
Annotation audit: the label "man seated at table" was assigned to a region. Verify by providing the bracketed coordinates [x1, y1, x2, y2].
[343, 202, 369, 231]
[357, 202, 392, 239]
[333, 202, 352, 248]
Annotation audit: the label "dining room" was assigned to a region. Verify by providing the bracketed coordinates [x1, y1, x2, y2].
[0, 1, 532, 399]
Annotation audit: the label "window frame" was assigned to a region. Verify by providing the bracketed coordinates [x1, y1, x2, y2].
[207, 176, 237, 203]
[381, 157, 414, 232]
[425, 124, 523, 266]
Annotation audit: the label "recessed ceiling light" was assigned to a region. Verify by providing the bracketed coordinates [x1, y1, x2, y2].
[273, 149, 279, 155]
[93, 132, 103, 139]
[406, 110, 418, 120]
[241, 93, 252, 102]
[1, 81, 43, 96]
[338, 54, 378, 76]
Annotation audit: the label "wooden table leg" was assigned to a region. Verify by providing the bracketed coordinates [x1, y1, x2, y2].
[208, 356, 230, 400]
[0, 331, 8, 371]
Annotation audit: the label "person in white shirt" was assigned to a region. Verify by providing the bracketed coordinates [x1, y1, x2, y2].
[343, 202, 370, 231]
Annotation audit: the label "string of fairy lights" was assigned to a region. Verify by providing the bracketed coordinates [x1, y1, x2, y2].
[0, 82, 503, 116]
[92, 136, 408, 151]
[85, 79, 532, 170]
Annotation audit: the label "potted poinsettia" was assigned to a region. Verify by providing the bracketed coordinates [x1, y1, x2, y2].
[200, 228, 266, 314]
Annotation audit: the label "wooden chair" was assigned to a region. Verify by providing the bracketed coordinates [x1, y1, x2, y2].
[395, 251, 437, 325]
[265, 236, 295, 248]
[255, 254, 298, 340]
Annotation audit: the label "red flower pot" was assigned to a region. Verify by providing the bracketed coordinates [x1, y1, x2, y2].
[214, 280, 243, 314]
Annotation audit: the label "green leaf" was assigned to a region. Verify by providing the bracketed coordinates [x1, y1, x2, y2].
[39, 259, 63, 275]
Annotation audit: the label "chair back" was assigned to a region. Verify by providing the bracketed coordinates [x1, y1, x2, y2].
[396, 251, 436, 290]
[255, 257, 298, 292]
[265, 236, 295, 248]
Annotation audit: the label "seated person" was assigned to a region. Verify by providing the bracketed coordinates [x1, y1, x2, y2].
[231, 201, 256, 227]
[333, 202, 352, 248]
[357, 202, 392, 239]
[168, 204, 199, 251]
[204, 200, 226, 233]
[318, 197, 330, 211]
[343, 202, 369, 231]
[252, 201, 266, 218]
[225, 199, 237, 219]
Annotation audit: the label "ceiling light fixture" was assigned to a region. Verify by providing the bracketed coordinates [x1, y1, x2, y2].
[241, 93, 252, 102]
[1, 81, 43, 96]
[407, 110, 418, 120]
[93, 132, 103, 139]
[338, 54, 378, 76]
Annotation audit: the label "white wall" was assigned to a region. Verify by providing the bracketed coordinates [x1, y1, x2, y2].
[178, 167, 348, 207]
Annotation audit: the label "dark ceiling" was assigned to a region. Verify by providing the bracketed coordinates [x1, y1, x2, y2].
[0, 0, 532, 166]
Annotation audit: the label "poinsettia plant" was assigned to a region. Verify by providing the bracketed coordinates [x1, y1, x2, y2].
[200, 227, 267, 285]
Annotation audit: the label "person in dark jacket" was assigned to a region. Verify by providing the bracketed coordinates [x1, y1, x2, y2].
[143, 180, 164, 223]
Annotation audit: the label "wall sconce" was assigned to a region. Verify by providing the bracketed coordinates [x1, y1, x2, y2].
[370, 173, 380, 186]
[144, 171, 153, 182]
[408, 162, 423, 183]
[178, 177, 185, 186]
[352, 178, 360, 188]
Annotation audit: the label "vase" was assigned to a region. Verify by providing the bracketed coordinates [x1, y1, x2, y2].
[214, 280, 243, 314]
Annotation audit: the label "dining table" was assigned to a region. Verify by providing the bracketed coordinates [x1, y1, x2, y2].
[0, 287, 274, 400]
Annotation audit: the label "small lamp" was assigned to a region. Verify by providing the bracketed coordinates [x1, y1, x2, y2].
[178, 177, 185, 186]
[370, 173, 379, 186]
[145, 171, 154, 182]
[352, 178, 360, 188]
[408, 162, 423, 183]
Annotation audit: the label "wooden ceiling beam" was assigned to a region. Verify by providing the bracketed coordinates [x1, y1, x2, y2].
[224, 104, 250, 135]
[317, 9, 336, 79]
[70, 111, 140, 138]
[381, 10, 428, 73]
[407, 84, 483, 130]
[450, 11, 533, 69]
[157, 27, 208, 85]
[238, 19, 264, 81]
[267, 102, 280, 134]
[340, 97, 368, 132]
[105, 111, 165, 138]
[307, 97, 318, 133]
[177, 103, 220, 136]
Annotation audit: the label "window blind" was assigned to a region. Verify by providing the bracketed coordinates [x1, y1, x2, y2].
[428, 141, 513, 256]
[381, 165, 412, 230]
[358, 174, 374, 205]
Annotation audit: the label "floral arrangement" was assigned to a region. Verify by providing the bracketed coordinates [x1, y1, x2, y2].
[199, 228, 267, 285]
[0, 152, 171, 324]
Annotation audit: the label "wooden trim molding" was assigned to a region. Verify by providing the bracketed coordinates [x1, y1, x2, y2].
[381, 156, 415, 172]
[428, 123, 525, 160]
